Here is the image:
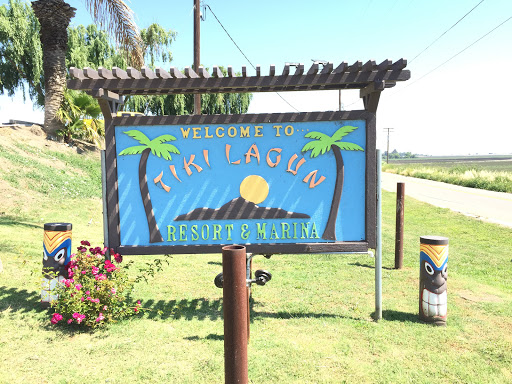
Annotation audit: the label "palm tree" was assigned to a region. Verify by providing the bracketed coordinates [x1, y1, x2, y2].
[56, 89, 104, 146]
[301, 125, 364, 241]
[31, 0, 143, 139]
[119, 130, 180, 243]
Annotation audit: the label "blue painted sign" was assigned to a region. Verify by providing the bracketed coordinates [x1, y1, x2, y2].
[115, 119, 366, 247]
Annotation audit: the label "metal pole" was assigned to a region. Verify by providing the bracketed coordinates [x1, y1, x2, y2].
[395, 182, 405, 269]
[246, 253, 252, 343]
[222, 245, 248, 384]
[193, 0, 201, 114]
[101, 150, 110, 259]
[386, 130, 390, 164]
[375, 149, 382, 320]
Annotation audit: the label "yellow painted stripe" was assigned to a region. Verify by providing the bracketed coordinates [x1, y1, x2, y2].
[44, 230, 72, 253]
[420, 243, 448, 268]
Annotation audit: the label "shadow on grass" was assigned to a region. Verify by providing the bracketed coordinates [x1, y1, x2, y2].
[139, 298, 223, 321]
[250, 298, 364, 322]
[381, 309, 422, 323]
[0, 286, 48, 314]
[138, 296, 365, 324]
[349, 262, 395, 270]
[184, 334, 224, 341]
[0, 286, 98, 335]
[0, 215, 42, 229]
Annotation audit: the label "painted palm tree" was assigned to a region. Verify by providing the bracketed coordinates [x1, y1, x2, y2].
[301, 125, 364, 241]
[119, 130, 180, 243]
[31, 0, 143, 139]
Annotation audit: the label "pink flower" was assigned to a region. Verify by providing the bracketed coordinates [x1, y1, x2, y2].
[77, 246, 87, 253]
[104, 260, 117, 272]
[72, 312, 86, 324]
[89, 247, 102, 255]
[67, 319, 73, 324]
[91, 266, 99, 275]
[95, 274, 107, 281]
[51, 313, 63, 324]
[113, 253, 123, 263]
[81, 271, 87, 275]
[111, 288, 116, 294]
[81, 240, 91, 246]
[103, 306, 108, 310]
[81, 297, 85, 302]
[75, 284, 82, 291]
[91, 298, 100, 303]
[86, 291, 90, 295]
[96, 313, 105, 322]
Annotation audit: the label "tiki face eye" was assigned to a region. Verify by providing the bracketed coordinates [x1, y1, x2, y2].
[54, 249, 66, 264]
[424, 261, 435, 276]
[43, 250, 48, 261]
[442, 264, 448, 277]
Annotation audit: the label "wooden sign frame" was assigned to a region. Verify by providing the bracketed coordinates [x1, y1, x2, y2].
[104, 110, 376, 255]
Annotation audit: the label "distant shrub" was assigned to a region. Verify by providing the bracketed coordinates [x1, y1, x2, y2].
[382, 163, 512, 193]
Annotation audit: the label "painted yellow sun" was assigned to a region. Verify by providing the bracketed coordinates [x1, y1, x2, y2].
[240, 175, 269, 204]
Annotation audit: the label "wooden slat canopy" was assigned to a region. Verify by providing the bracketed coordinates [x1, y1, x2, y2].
[68, 59, 409, 98]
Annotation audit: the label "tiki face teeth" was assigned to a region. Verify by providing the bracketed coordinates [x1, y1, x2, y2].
[422, 289, 447, 317]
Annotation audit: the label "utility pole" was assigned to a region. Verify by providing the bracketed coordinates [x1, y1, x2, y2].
[383, 128, 394, 163]
[193, 0, 201, 115]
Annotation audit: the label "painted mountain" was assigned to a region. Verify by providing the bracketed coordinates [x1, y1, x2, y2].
[175, 197, 310, 221]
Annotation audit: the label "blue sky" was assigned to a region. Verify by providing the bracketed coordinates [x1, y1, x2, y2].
[1, 0, 511, 155]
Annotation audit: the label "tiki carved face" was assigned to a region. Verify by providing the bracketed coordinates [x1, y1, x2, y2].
[43, 230, 72, 279]
[419, 241, 448, 323]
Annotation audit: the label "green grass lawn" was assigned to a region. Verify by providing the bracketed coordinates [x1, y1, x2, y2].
[1, 143, 511, 383]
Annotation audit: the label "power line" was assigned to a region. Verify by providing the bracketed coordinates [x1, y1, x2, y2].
[203, 4, 300, 112]
[345, 13, 512, 106]
[342, 1, 493, 108]
[404, 15, 512, 88]
[410, 0, 486, 64]
[203, 4, 255, 71]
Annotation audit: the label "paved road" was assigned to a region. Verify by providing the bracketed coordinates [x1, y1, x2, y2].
[381, 172, 512, 228]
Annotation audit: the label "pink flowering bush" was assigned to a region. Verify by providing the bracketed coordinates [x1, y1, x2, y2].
[50, 241, 137, 327]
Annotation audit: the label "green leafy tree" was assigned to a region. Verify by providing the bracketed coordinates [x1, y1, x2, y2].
[66, 24, 127, 70]
[124, 67, 252, 116]
[301, 126, 364, 240]
[118, 130, 180, 243]
[141, 23, 176, 68]
[0, 0, 44, 105]
[56, 89, 104, 146]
